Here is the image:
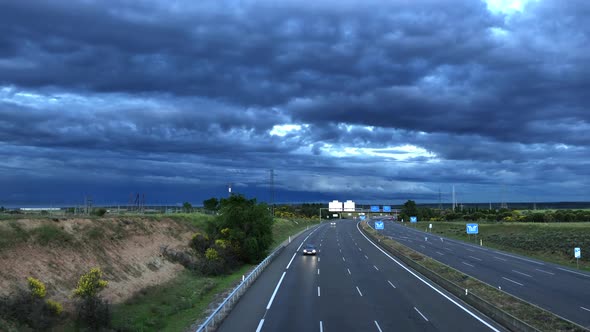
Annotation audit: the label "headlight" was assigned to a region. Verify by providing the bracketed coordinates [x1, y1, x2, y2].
[303, 249, 307, 253]
[312, 250, 316, 253]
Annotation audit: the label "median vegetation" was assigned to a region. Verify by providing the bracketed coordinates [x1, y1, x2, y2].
[360, 222, 586, 332]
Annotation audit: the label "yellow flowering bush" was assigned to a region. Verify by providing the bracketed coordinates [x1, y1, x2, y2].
[45, 299, 63, 315]
[73, 267, 108, 298]
[27, 277, 46, 299]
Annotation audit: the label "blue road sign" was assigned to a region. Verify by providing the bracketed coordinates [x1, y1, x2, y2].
[575, 247, 581, 259]
[410, 216, 417, 223]
[370, 205, 380, 212]
[359, 215, 366, 220]
[466, 223, 479, 234]
[383, 206, 391, 212]
[375, 221, 384, 230]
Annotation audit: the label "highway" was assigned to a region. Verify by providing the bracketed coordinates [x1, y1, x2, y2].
[369, 219, 590, 328]
[218, 219, 505, 332]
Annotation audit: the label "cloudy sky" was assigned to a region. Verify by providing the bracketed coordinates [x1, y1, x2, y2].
[0, 0, 588, 206]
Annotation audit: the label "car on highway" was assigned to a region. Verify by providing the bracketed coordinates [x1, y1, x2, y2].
[302, 244, 317, 255]
[330, 221, 336, 226]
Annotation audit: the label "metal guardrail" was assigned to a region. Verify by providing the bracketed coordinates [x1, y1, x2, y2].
[196, 225, 318, 332]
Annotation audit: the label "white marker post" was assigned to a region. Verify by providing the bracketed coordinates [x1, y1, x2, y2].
[429, 224, 432, 233]
[575, 247, 581, 269]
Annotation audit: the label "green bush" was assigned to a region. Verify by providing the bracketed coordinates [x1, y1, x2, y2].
[93, 208, 107, 217]
[45, 300, 63, 316]
[73, 267, 108, 299]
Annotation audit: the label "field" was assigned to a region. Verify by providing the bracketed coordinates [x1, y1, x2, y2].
[406, 221, 590, 271]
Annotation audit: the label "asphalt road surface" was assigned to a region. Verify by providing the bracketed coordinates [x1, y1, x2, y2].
[218, 219, 505, 332]
[368, 219, 590, 329]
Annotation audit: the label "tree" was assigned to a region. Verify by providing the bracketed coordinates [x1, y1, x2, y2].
[73, 268, 108, 299]
[203, 197, 220, 211]
[208, 194, 273, 264]
[182, 202, 193, 213]
[401, 200, 419, 219]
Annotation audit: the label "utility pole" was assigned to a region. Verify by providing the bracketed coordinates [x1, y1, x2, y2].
[453, 185, 457, 212]
[269, 169, 275, 217]
[438, 187, 442, 210]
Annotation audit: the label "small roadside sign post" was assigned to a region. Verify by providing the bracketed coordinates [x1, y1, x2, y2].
[575, 247, 581, 269]
[466, 223, 479, 242]
[429, 223, 432, 233]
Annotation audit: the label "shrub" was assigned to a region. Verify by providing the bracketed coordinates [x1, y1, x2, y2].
[93, 208, 107, 217]
[73, 268, 108, 299]
[27, 277, 46, 299]
[190, 232, 210, 253]
[76, 297, 110, 330]
[205, 248, 220, 261]
[45, 300, 63, 316]
[0, 288, 60, 329]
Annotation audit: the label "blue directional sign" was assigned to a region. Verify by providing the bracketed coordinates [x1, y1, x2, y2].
[370, 205, 380, 212]
[575, 247, 581, 259]
[410, 216, 417, 223]
[466, 223, 479, 234]
[375, 221, 384, 230]
[383, 206, 392, 212]
[359, 215, 366, 221]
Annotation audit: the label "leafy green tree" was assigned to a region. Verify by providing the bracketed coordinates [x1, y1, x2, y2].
[203, 197, 220, 211]
[182, 202, 193, 213]
[208, 194, 273, 264]
[401, 200, 419, 219]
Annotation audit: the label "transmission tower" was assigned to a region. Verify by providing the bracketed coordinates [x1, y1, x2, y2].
[500, 185, 508, 209]
[228, 183, 233, 197]
[452, 185, 456, 211]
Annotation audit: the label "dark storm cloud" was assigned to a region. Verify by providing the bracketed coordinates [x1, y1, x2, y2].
[0, 0, 589, 204]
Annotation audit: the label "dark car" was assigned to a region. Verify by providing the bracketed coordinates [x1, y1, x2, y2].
[302, 244, 317, 255]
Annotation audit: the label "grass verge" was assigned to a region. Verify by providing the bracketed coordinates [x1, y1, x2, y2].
[111, 265, 252, 332]
[361, 222, 586, 332]
[404, 221, 590, 271]
[271, 218, 319, 247]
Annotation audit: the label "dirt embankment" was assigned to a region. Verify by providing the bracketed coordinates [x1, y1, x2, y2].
[0, 217, 195, 309]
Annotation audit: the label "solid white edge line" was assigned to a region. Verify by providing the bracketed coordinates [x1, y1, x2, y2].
[320, 320, 324, 332]
[356, 222, 501, 332]
[556, 267, 590, 278]
[414, 307, 429, 322]
[374, 320, 383, 332]
[266, 272, 286, 309]
[581, 306, 590, 312]
[356, 286, 363, 296]
[286, 253, 297, 269]
[388, 280, 396, 288]
[502, 276, 524, 286]
[256, 319, 265, 332]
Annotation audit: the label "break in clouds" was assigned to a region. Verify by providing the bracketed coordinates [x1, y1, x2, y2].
[0, 0, 588, 205]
